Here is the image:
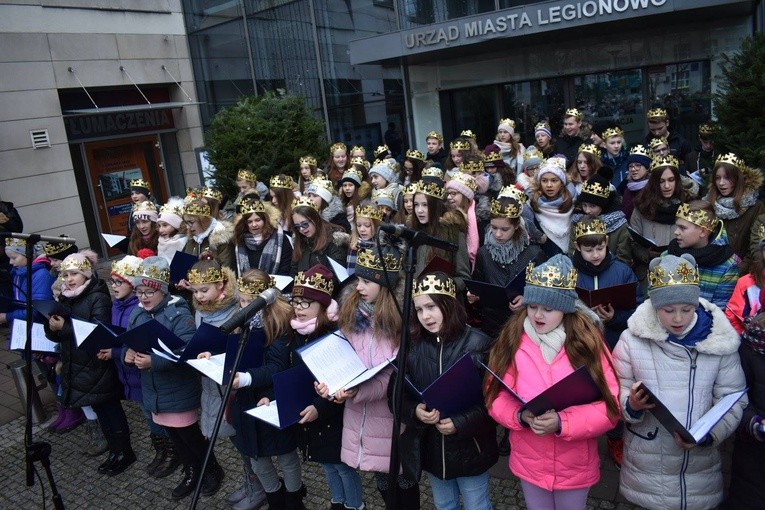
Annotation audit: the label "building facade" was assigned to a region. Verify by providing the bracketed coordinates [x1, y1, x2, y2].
[0, 0, 204, 255]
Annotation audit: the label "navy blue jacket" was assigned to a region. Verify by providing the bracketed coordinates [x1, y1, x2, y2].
[125, 295, 200, 414]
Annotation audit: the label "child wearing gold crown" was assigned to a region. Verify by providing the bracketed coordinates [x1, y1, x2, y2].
[571, 168, 632, 265]
[486, 254, 620, 510]
[643, 107, 692, 163]
[290, 198, 349, 280]
[128, 200, 159, 257]
[317, 250, 417, 508]
[402, 149, 425, 186]
[339, 164, 365, 233]
[613, 253, 746, 509]
[127, 178, 157, 234]
[156, 197, 187, 264]
[180, 198, 236, 273]
[616, 145, 651, 222]
[269, 173, 298, 232]
[345, 204, 383, 276]
[0, 238, 55, 327]
[600, 126, 629, 188]
[400, 271, 496, 509]
[234, 199, 292, 277]
[326, 143, 350, 186]
[557, 108, 592, 167]
[306, 177, 352, 234]
[297, 156, 318, 195]
[668, 200, 739, 309]
[568, 143, 604, 196]
[424, 131, 446, 165]
[532, 121, 556, 158]
[492, 117, 525, 178]
[445, 137, 473, 178]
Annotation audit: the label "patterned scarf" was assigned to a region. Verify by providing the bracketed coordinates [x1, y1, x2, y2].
[742, 315, 765, 355]
[236, 229, 284, 274]
[712, 192, 758, 220]
[485, 227, 529, 266]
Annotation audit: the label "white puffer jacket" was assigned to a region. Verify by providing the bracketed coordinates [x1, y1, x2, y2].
[613, 298, 747, 510]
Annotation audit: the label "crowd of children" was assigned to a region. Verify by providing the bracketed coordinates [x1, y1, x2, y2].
[2, 106, 762, 510]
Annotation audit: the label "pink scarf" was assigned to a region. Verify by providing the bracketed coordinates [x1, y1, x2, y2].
[61, 279, 90, 299]
[466, 202, 478, 270]
[290, 299, 339, 335]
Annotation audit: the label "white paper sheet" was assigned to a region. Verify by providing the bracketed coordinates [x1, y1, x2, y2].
[10, 319, 58, 353]
[246, 401, 281, 428]
[186, 354, 226, 385]
[271, 274, 293, 291]
[101, 233, 127, 248]
[72, 318, 98, 347]
[689, 389, 748, 442]
[327, 258, 350, 283]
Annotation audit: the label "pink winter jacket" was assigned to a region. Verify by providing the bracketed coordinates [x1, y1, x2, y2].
[339, 328, 399, 472]
[488, 332, 620, 491]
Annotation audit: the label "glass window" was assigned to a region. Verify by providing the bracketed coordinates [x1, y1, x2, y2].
[646, 61, 711, 143]
[573, 69, 643, 144]
[401, 0, 494, 28]
[501, 79, 565, 147]
[443, 85, 497, 147]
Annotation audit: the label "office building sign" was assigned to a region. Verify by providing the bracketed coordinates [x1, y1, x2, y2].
[64, 109, 175, 141]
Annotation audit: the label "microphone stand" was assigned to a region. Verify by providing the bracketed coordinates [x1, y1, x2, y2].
[11, 232, 75, 510]
[189, 326, 249, 510]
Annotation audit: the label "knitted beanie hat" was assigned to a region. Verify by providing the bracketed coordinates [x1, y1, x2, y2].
[110, 255, 143, 286]
[523, 254, 578, 313]
[158, 197, 185, 230]
[354, 247, 403, 288]
[369, 162, 397, 186]
[445, 172, 477, 202]
[577, 171, 612, 210]
[43, 236, 78, 261]
[132, 256, 170, 295]
[647, 254, 700, 308]
[292, 264, 334, 307]
[60, 250, 98, 279]
[4, 238, 42, 259]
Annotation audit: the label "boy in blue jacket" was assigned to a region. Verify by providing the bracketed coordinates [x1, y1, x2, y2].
[0, 237, 55, 326]
[572, 215, 642, 470]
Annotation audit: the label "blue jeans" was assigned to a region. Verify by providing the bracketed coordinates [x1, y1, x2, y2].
[426, 471, 492, 510]
[140, 401, 167, 437]
[322, 462, 364, 509]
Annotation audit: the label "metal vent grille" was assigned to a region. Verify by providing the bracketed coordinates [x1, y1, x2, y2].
[30, 129, 51, 149]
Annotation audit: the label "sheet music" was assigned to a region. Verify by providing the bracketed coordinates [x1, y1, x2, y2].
[342, 357, 395, 391]
[10, 319, 58, 353]
[299, 332, 366, 395]
[246, 401, 281, 428]
[152, 348, 178, 363]
[186, 354, 226, 385]
[688, 389, 748, 442]
[72, 318, 98, 347]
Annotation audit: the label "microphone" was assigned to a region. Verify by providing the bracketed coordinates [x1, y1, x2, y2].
[219, 288, 279, 334]
[379, 223, 458, 252]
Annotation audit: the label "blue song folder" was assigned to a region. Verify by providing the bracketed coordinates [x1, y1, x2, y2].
[169, 251, 198, 284]
[0, 295, 24, 313]
[246, 363, 316, 429]
[74, 319, 125, 356]
[221, 329, 265, 385]
[396, 352, 483, 418]
[482, 363, 602, 416]
[32, 300, 70, 319]
[116, 319, 186, 354]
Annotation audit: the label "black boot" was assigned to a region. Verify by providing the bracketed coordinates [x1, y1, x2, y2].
[153, 441, 181, 478]
[97, 431, 117, 474]
[398, 485, 420, 510]
[104, 430, 136, 476]
[285, 484, 307, 510]
[145, 434, 165, 476]
[172, 464, 199, 500]
[265, 483, 286, 510]
[498, 428, 510, 456]
[200, 457, 224, 497]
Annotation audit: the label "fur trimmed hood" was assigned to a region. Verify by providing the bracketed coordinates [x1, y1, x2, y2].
[739, 163, 764, 196]
[331, 230, 350, 248]
[207, 219, 234, 249]
[439, 209, 468, 234]
[627, 297, 740, 356]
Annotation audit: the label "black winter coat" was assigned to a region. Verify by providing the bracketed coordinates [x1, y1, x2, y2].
[45, 278, 122, 408]
[231, 333, 296, 458]
[290, 332, 344, 464]
[397, 326, 498, 481]
[727, 342, 765, 509]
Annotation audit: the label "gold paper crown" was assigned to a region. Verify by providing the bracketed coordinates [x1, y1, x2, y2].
[43, 237, 75, 256]
[187, 267, 224, 285]
[356, 248, 403, 273]
[450, 172, 478, 193]
[416, 180, 445, 200]
[300, 156, 317, 167]
[60, 256, 92, 274]
[330, 142, 347, 154]
[629, 145, 651, 158]
[237, 169, 257, 182]
[580, 179, 611, 199]
[375, 145, 390, 157]
[542, 157, 567, 171]
[238, 276, 276, 296]
[460, 129, 476, 140]
[565, 108, 583, 121]
[137, 261, 169, 283]
[355, 204, 384, 221]
[405, 149, 425, 161]
[159, 201, 184, 217]
[422, 167, 444, 179]
[293, 271, 334, 297]
[426, 131, 443, 142]
[490, 198, 521, 219]
[372, 188, 397, 205]
[184, 202, 212, 217]
[270, 174, 294, 189]
[130, 179, 150, 190]
[676, 203, 718, 231]
[647, 108, 668, 120]
[698, 124, 714, 136]
[578, 144, 601, 157]
[239, 200, 266, 215]
[483, 150, 503, 163]
[412, 273, 456, 298]
[350, 145, 365, 154]
[201, 187, 223, 202]
[5, 237, 27, 248]
[291, 195, 319, 211]
[498, 185, 527, 205]
[574, 218, 607, 239]
[450, 140, 471, 151]
[534, 121, 551, 131]
[651, 155, 679, 172]
[523, 148, 543, 161]
[648, 261, 700, 289]
[459, 160, 484, 174]
[403, 183, 418, 196]
[498, 118, 515, 129]
[310, 178, 335, 195]
[185, 187, 200, 202]
[602, 127, 624, 139]
[111, 258, 141, 278]
[649, 136, 668, 150]
[350, 156, 367, 168]
[715, 152, 742, 169]
[341, 167, 364, 183]
[132, 201, 157, 214]
[525, 262, 577, 290]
